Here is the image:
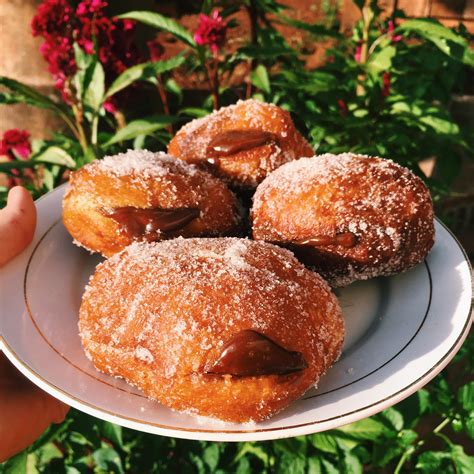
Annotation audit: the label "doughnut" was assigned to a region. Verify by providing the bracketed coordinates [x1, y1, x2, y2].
[79, 238, 344, 423]
[62, 150, 242, 257]
[167, 99, 314, 188]
[252, 153, 435, 287]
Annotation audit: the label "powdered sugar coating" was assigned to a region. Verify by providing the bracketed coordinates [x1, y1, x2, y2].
[62, 150, 242, 257]
[252, 153, 435, 286]
[168, 99, 314, 188]
[79, 237, 344, 422]
[86, 149, 200, 181]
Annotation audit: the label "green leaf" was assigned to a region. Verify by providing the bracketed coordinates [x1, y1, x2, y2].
[105, 56, 186, 98]
[336, 418, 393, 441]
[274, 437, 308, 456]
[42, 167, 55, 191]
[451, 444, 474, 474]
[72, 43, 93, 102]
[84, 61, 105, 112]
[203, 444, 220, 471]
[398, 19, 474, 66]
[234, 442, 269, 466]
[310, 434, 338, 454]
[118, 11, 195, 47]
[0, 76, 67, 115]
[165, 78, 183, 103]
[373, 429, 417, 467]
[32, 146, 76, 168]
[339, 446, 362, 474]
[367, 46, 396, 74]
[276, 14, 343, 39]
[278, 453, 306, 474]
[235, 457, 252, 474]
[377, 407, 404, 431]
[308, 457, 322, 474]
[275, 70, 338, 94]
[321, 458, 340, 474]
[179, 107, 210, 118]
[419, 115, 460, 136]
[458, 382, 474, 411]
[92, 448, 123, 474]
[236, 45, 296, 60]
[464, 417, 474, 439]
[416, 451, 451, 472]
[2, 450, 27, 474]
[101, 422, 123, 450]
[251, 65, 271, 94]
[103, 115, 176, 146]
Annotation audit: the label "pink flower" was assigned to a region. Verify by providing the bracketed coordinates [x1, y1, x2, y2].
[382, 72, 391, 97]
[354, 43, 362, 63]
[0, 130, 32, 160]
[194, 9, 227, 54]
[76, 0, 106, 16]
[387, 20, 403, 43]
[31, 0, 141, 104]
[337, 99, 348, 117]
[103, 99, 117, 114]
[0, 130, 33, 188]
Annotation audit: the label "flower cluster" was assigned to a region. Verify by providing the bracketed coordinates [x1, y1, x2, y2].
[0, 129, 32, 187]
[0, 129, 32, 160]
[194, 10, 227, 54]
[387, 20, 403, 43]
[31, 0, 140, 103]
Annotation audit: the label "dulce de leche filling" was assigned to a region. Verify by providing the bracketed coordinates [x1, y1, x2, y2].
[204, 329, 307, 377]
[102, 206, 200, 241]
[206, 130, 279, 158]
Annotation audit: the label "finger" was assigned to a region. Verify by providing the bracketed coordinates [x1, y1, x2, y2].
[0, 361, 70, 462]
[0, 186, 36, 267]
[42, 391, 70, 423]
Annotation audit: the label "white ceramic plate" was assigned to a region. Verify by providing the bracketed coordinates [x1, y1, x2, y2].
[1, 184, 472, 442]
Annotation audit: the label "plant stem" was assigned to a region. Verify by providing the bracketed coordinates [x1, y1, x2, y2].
[356, 1, 373, 96]
[394, 416, 452, 474]
[205, 60, 219, 110]
[72, 105, 91, 158]
[156, 74, 173, 134]
[58, 111, 82, 143]
[113, 110, 126, 130]
[367, 32, 388, 57]
[91, 114, 99, 147]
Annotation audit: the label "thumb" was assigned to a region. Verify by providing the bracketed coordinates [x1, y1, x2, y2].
[0, 186, 36, 266]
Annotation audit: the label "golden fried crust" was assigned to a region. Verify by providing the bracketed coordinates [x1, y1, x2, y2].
[62, 151, 241, 257]
[79, 238, 344, 423]
[168, 99, 314, 188]
[252, 153, 435, 286]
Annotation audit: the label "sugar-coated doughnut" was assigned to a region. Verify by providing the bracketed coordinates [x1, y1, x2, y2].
[79, 238, 344, 423]
[62, 150, 242, 257]
[168, 99, 314, 188]
[252, 153, 435, 287]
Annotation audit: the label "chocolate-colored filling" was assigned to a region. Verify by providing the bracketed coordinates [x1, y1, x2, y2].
[206, 130, 278, 157]
[204, 329, 307, 377]
[294, 231, 357, 248]
[102, 206, 200, 241]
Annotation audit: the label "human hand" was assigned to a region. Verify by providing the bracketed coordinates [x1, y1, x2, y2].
[0, 187, 69, 462]
[0, 186, 36, 267]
